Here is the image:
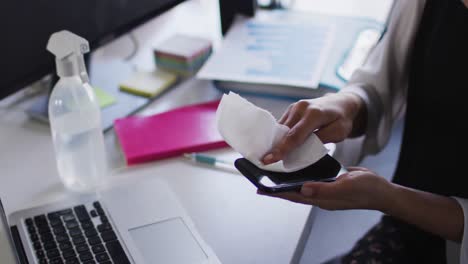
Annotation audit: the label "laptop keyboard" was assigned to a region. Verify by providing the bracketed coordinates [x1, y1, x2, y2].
[24, 201, 130, 264]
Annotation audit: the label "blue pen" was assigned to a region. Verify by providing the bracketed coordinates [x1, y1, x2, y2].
[183, 153, 239, 174]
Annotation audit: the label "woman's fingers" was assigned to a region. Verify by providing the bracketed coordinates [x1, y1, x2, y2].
[266, 93, 362, 165]
[314, 120, 349, 143]
[278, 104, 292, 124]
[346, 166, 371, 172]
[281, 101, 308, 128]
[258, 190, 354, 210]
[263, 122, 315, 163]
[257, 167, 384, 210]
[278, 111, 289, 125]
[258, 191, 310, 204]
[258, 178, 346, 201]
[300, 180, 346, 199]
[263, 109, 325, 165]
[283, 111, 303, 129]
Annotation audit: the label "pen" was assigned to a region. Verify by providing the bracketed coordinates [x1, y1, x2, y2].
[183, 153, 239, 174]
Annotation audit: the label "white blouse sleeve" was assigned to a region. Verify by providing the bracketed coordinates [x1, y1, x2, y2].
[339, 0, 426, 156]
[453, 197, 468, 264]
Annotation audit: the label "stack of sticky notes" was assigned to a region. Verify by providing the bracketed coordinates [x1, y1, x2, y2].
[94, 87, 117, 108]
[119, 70, 178, 98]
[154, 34, 212, 76]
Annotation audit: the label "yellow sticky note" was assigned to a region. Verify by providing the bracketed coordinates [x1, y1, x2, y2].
[119, 70, 178, 98]
[94, 87, 116, 109]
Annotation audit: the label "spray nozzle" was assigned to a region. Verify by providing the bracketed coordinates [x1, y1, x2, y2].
[47, 30, 90, 83]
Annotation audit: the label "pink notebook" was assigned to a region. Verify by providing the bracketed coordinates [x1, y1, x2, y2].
[114, 100, 228, 165]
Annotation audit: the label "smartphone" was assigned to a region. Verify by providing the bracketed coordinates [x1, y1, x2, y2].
[234, 154, 344, 193]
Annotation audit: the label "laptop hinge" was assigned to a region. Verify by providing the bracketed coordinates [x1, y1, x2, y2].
[10, 226, 29, 264]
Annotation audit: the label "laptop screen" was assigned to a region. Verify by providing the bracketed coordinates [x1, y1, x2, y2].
[0, 199, 20, 264]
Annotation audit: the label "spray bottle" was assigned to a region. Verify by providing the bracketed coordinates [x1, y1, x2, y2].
[47, 30, 107, 192]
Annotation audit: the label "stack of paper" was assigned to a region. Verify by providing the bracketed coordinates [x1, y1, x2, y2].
[154, 34, 212, 76]
[197, 10, 385, 99]
[197, 11, 335, 99]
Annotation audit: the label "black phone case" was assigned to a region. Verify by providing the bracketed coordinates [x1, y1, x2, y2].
[234, 154, 342, 193]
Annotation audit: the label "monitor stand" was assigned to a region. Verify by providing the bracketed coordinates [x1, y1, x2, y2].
[26, 54, 153, 133]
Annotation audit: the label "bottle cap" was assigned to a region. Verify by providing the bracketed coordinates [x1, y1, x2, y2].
[46, 30, 90, 83]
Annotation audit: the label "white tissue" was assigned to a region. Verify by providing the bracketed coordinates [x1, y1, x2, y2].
[216, 92, 329, 172]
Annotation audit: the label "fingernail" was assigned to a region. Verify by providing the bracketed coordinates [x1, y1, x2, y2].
[301, 186, 315, 197]
[263, 153, 275, 164]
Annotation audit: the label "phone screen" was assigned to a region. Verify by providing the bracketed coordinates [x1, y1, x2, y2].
[235, 154, 343, 193]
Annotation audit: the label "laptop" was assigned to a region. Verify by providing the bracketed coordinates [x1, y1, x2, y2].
[0, 177, 221, 264]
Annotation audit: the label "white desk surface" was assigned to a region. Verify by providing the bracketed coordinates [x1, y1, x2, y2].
[0, 1, 392, 263]
[0, 76, 313, 264]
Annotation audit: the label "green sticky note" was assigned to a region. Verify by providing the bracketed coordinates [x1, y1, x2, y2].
[119, 70, 178, 98]
[94, 87, 116, 109]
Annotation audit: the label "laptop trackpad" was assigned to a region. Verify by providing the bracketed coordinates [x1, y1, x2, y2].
[129, 217, 208, 264]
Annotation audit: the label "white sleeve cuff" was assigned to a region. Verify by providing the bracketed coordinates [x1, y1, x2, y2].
[453, 197, 468, 264]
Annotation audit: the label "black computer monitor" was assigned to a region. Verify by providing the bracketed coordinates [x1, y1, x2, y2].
[219, 0, 257, 35]
[1, 0, 186, 100]
[1, 0, 256, 131]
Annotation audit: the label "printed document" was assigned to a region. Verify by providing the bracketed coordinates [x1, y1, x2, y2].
[198, 11, 336, 89]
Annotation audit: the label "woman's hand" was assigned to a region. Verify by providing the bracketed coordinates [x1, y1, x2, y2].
[258, 167, 392, 211]
[262, 92, 365, 165]
[260, 167, 465, 242]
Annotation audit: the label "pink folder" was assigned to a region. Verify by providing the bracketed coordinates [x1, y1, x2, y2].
[114, 100, 228, 165]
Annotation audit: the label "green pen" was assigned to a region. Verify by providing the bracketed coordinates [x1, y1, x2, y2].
[183, 153, 239, 174]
